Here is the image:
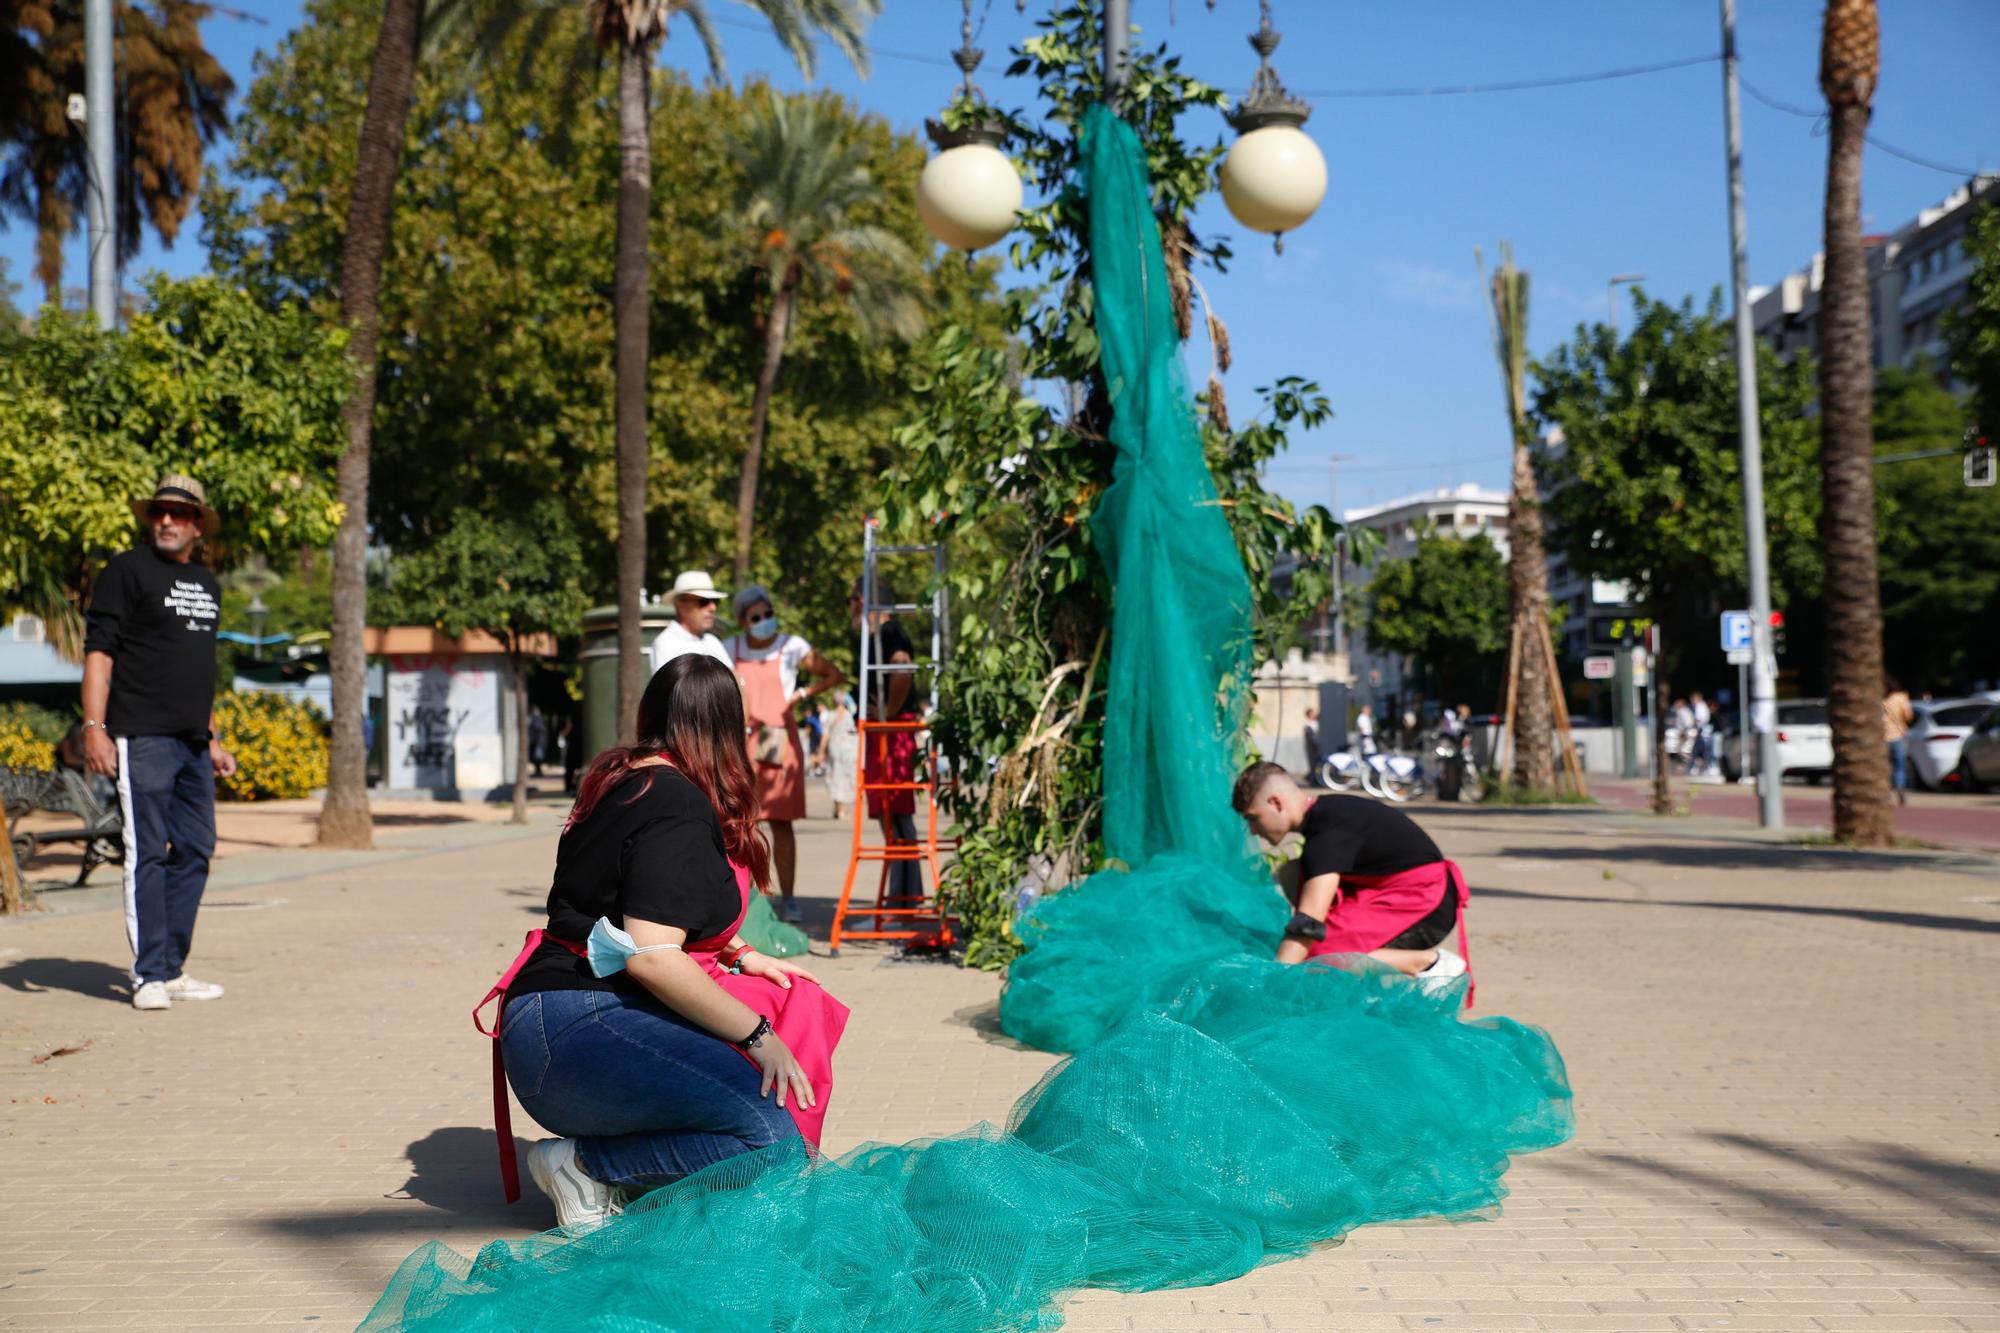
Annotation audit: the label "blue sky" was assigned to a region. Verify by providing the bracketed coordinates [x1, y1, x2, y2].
[7, 0, 1996, 516]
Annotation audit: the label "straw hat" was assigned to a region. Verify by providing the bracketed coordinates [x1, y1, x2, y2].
[132, 474, 220, 536]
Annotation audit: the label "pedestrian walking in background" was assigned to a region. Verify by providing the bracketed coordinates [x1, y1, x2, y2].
[528, 707, 548, 778]
[825, 693, 858, 820]
[561, 714, 583, 795]
[726, 585, 845, 924]
[1355, 703, 1377, 756]
[80, 476, 238, 1012]
[1883, 674, 1916, 806]
[1302, 708, 1323, 774]
[1690, 692, 1715, 778]
[650, 570, 733, 672]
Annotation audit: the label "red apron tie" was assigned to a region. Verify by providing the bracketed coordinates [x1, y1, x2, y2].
[476, 930, 585, 1204]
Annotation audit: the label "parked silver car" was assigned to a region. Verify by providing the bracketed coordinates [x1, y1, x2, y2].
[1908, 692, 2000, 790]
[1956, 703, 2000, 792]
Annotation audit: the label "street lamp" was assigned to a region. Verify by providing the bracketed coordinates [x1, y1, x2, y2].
[1608, 272, 1646, 335]
[916, 0, 1023, 254]
[1218, 1, 1326, 253]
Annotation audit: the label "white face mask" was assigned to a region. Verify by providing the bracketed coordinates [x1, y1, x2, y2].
[748, 615, 779, 641]
[585, 917, 682, 977]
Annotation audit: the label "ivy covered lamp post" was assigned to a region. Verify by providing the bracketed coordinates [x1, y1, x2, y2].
[1217, 1, 1326, 252]
[917, 1, 1024, 253]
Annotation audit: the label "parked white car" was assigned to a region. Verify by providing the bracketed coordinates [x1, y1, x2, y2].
[1953, 701, 2000, 792]
[1719, 699, 1834, 783]
[1908, 692, 2000, 791]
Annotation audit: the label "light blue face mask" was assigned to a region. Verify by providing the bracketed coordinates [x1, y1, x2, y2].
[585, 917, 683, 978]
[748, 615, 779, 641]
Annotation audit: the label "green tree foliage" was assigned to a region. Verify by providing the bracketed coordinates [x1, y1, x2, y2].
[0, 276, 351, 655]
[1363, 532, 1509, 707]
[1532, 291, 1820, 689]
[1873, 363, 1999, 690]
[880, 6, 1342, 968]
[203, 0, 1001, 662]
[0, 0, 233, 303]
[378, 502, 590, 821]
[1948, 201, 2000, 435]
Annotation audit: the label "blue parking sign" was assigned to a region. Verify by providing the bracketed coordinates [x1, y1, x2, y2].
[1720, 610, 1753, 652]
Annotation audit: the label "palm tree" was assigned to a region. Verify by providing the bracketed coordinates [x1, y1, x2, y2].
[1481, 243, 1558, 796]
[0, 0, 232, 305]
[1817, 0, 1893, 846]
[317, 0, 428, 851]
[729, 93, 920, 584]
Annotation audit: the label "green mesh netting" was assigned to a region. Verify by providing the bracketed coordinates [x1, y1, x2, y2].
[359, 105, 1572, 1333]
[737, 892, 810, 959]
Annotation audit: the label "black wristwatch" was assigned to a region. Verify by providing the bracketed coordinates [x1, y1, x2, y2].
[734, 1015, 773, 1051]
[1283, 911, 1328, 944]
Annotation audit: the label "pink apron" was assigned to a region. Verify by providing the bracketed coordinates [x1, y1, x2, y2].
[476, 863, 850, 1203]
[734, 648, 806, 822]
[1304, 859, 1474, 1008]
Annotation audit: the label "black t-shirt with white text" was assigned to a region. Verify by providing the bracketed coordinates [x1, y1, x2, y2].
[509, 768, 742, 997]
[83, 546, 221, 740]
[1298, 794, 1443, 882]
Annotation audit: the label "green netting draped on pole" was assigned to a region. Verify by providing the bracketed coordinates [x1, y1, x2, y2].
[360, 104, 1572, 1333]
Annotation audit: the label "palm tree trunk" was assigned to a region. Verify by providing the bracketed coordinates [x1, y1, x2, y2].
[511, 649, 529, 825]
[319, 0, 426, 850]
[612, 38, 652, 747]
[1818, 98, 1893, 846]
[1506, 438, 1556, 792]
[734, 282, 794, 586]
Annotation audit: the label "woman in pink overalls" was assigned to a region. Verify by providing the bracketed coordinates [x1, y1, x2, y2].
[725, 585, 845, 923]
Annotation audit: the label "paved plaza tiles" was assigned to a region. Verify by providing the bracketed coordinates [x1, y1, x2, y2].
[3, 792, 1997, 1330]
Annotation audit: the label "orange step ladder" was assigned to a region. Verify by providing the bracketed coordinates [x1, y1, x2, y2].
[829, 522, 957, 957]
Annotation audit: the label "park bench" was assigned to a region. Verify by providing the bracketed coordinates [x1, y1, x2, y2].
[1, 761, 125, 887]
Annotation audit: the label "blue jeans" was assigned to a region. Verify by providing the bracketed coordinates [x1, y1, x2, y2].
[1888, 739, 1908, 791]
[501, 988, 799, 1191]
[115, 735, 216, 987]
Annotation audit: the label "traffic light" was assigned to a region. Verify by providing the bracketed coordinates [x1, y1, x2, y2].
[1769, 610, 1787, 658]
[1967, 428, 1995, 488]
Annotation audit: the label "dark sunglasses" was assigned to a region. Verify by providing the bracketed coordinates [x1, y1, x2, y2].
[149, 503, 203, 523]
[690, 597, 719, 608]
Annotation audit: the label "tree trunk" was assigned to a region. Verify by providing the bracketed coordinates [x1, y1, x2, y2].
[1651, 660, 1674, 816]
[1818, 96, 1894, 847]
[511, 650, 529, 825]
[612, 39, 653, 748]
[734, 281, 795, 586]
[1506, 436, 1557, 793]
[318, 0, 426, 850]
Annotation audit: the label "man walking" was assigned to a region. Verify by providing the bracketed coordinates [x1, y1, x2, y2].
[81, 477, 237, 1012]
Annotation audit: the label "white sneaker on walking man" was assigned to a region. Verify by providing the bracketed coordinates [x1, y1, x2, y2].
[81, 476, 238, 1011]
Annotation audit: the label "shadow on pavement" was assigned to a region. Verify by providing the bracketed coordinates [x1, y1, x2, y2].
[0, 957, 129, 1002]
[1545, 1137, 2000, 1284]
[1711, 1132, 2000, 1230]
[260, 1128, 536, 1238]
[1476, 884, 2000, 935]
[946, 999, 1036, 1052]
[1492, 840, 1978, 874]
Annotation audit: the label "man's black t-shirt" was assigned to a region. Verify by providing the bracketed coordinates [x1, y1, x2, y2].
[83, 546, 221, 740]
[1298, 794, 1443, 882]
[509, 767, 742, 997]
[866, 616, 917, 715]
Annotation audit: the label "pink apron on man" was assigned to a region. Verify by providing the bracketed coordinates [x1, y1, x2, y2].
[475, 861, 849, 1202]
[1304, 859, 1474, 1008]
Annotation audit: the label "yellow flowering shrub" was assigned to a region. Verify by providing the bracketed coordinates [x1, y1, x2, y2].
[213, 690, 329, 801]
[0, 703, 65, 770]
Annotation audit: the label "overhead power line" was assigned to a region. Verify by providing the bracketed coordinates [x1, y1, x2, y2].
[1292, 53, 1719, 99]
[1739, 76, 1995, 181]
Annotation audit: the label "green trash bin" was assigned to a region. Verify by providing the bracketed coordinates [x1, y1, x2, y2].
[580, 602, 675, 766]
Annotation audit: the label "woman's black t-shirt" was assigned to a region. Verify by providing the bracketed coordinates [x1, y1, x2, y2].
[509, 767, 741, 997]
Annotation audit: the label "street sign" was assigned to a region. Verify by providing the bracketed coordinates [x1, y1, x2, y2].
[1726, 647, 1753, 665]
[1583, 655, 1616, 680]
[1720, 610, 1753, 653]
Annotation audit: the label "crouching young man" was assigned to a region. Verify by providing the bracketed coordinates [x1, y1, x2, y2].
[1233, 761, 1470, 1000]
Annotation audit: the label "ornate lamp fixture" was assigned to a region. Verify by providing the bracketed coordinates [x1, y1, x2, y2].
[917, 1, 1024, 253]
[1218, 1, 1327, 252]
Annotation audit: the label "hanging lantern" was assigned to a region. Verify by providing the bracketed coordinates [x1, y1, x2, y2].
[1219, 4, 1326, 252]
[917, 2, 1022, 253]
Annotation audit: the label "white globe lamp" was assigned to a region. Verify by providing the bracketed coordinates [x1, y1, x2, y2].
[1220, 14, 1325, 254]
[918, 129, 1022, 253]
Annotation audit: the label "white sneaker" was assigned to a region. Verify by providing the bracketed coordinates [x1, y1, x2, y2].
[780, 899, 805, 924]
[164, 974, 225, 1001]
[524, 1138, 620, 1230]
[132, 981, 171, 1011]
[1415, 948, 1468, 995]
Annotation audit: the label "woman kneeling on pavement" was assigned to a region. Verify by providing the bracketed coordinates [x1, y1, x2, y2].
[490, 654, 849, 1229]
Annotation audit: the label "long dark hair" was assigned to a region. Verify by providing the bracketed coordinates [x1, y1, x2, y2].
[568, 655, 771, 890]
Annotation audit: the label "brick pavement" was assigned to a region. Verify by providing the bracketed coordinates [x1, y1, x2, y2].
[2, 793, 1997, 1331]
